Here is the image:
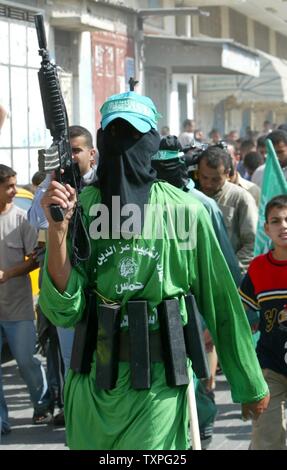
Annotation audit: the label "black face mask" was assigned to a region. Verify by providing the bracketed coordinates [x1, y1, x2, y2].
[152, 158, 189, 189]
[100, 119, 142, 156]
[96, 119, 160, 235]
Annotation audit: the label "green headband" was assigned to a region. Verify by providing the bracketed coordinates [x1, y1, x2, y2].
[152, 150, 185, 161]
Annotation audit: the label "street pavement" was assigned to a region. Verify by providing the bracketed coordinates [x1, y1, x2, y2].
[0, 358, 66, 450]
[0, 358, 252, 450]
[209, 373, 251, 450]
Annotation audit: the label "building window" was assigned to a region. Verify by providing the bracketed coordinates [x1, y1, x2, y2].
[142, 0, 164, 29]
[276, 32, 287, 60]
[254, 21, 269, 53]
[228, 8, 248, 46]
[137, 0, 162, 8]
[199, 6, 221, 38]
[148, 0, 161, 6]
[0, 17, 47, 184]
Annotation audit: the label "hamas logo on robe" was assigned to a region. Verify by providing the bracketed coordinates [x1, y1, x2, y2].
[119, 257, 138, 278]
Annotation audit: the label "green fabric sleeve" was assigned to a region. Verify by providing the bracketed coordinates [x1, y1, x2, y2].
[39, 260, 88, 328]
[189, 206, 268, 404]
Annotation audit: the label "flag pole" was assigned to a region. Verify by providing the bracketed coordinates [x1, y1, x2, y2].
[187, 377, 201, 450]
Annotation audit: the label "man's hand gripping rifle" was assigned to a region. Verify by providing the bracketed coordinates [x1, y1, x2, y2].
[35, 13, 91, 265]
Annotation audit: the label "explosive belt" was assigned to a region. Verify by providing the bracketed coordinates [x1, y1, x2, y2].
[70, 291, 210, 390]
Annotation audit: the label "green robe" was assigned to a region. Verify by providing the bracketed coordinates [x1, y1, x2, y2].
[39, 181, 268, 450]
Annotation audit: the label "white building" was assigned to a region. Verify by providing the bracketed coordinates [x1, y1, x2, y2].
[1, 0, 287, 183]
[0, 0, 137, 183]
[142, 0, 287, 137]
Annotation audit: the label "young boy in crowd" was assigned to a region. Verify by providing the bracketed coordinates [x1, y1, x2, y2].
[239, 194, 287, 450]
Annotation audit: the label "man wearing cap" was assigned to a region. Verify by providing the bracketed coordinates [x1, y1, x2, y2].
[39, 91, 269, 450]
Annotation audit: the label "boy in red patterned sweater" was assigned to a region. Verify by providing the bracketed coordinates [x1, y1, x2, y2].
[239, 194, 287, 450]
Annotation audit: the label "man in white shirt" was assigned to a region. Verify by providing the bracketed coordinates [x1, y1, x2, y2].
[0, 164, 51, 433]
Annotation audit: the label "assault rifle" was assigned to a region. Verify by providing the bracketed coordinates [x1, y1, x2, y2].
[34, 13, 91, 265]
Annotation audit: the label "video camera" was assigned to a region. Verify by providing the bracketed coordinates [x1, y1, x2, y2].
[159, 135, 229, 178]
[183, 140, 228, 174]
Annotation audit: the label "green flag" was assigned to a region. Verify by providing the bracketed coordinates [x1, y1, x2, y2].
[254, 138, 287, 256]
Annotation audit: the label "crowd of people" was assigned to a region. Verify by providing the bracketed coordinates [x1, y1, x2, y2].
[1, 92, 287, 450]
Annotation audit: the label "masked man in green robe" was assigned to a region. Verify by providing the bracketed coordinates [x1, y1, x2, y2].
[39, 91, 269, 450]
